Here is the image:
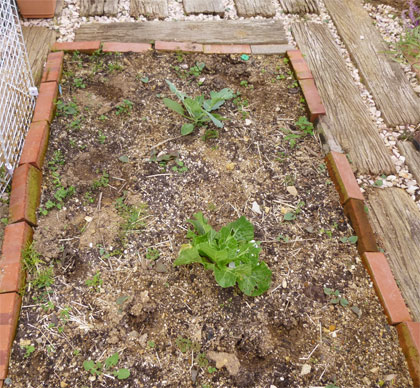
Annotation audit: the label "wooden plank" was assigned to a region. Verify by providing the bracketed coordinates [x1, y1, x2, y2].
[130, 0, 168, 19]
[279, 0, 319, 14]
[55, 0, 64, 16]
[76, 20, 288, 44]
[398, 141, 420, 185]
[368, 188, 420, 322]
[80, 0, 118, 16]
[234, 0, 276, 17]
[80, 0, 104, 16]
[183, 0, 224, 16]
[324, 0, 420, 126]
[292, 22, 395, 175]
[22, 27, 56, 86]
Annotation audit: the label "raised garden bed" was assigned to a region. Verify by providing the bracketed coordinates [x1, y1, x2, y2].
[6, 50, 413, 388]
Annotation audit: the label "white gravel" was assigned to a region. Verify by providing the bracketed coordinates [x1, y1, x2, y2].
[21, 0, 419, 207]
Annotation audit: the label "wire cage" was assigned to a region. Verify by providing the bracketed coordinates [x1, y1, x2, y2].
[0, 0, 36, 194]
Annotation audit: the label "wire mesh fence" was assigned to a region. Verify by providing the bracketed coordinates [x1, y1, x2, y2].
[0, 0, 36, 194]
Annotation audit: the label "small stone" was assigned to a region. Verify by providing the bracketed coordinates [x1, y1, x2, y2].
[191, 368, 198, 383]
[207, 351, 240, 376]
[300, 364, 311, 376]
[370, 367, 379, 373]
[385, 374, 396, 382]
[245, 119, 252, 126]
[155, 261, 169, 273]
[286, 186, 298, 196]
[84, 216, 93, 222]
[251, 201, 262, 215]
[226, 162, 236, 171]
[282, 279, 287, 288]
[60, 381, 68, 388]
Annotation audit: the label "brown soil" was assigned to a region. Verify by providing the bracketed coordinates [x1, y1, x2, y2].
[7, 51, 413, 388]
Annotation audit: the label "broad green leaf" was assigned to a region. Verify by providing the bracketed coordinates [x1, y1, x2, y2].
[163, 98, 185, 116]
[214, 267, 237, 288]
[181, 123, 194, 136]
[339, 237, 348, 243]
[323, 287, 333, 295]
[340, 298, 349, 307]
[119, 155, 129, 163]
[166, 80, 186, 101]
[204, 111, 223, 128]
[83, 360, 95, 372]
[184, 98, 204, 120]
[197, 242, 227, 265]
[348, 235, 358, 244]
[115, 368, 130, 380]
[173, 246, 203, 266]
[237, 261, 272, 296]
[283, 212, 296, 221]
[224, 216, 254, 242]
[188, 212, 213, 235]
[331, 298, 340, 304]
[105, 352, 119, 369]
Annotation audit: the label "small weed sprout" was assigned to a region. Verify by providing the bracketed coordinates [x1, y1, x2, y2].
[73, 78, 86, 89]
[85, 272, 103, 292]
[21, 344, 35, 358]
[115, 99, 133, 116]
[83, 352, 130, 380]
[324, 287, 349, 307]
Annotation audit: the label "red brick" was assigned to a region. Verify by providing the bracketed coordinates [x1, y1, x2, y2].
[203, 44, 251, 54]
[102, 42, 152, 53]
[41, 51, 64, 83]
[298, 78, 326, 122]
[0, 379, 3, 387]
[32, 82, 59, 124]
[343, 199, 378, 254]
[9, 164, 42, 226]
[362, 252, 412, 325]
[413, 131, 420, 151]
[325, 151, 364, 205]
[0, 292, 22, 379]
[19, 121, 50, 170]
[52, 41, 101, 54]
[0, 222, 33, 294]
[287, 49, 313, 80]
[397, 322, 420, 387]
[155, 41, 203, 53]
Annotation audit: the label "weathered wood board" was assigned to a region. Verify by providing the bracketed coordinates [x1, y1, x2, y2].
[22, 26, 56, 86]
[76, 21, 288, 44]
[80, 0, 119, 16]
[55, 0, 64, 16]
[292, 22, 395, 175]
[234, 0, 276, 17]
[183, 0, 224, 15]
[368, 188, 420, 322]
[398, 141, 420, 185]
[279, 0, 319, 14]
[130, 0, 168, 19]
[324, 0, 420, 126]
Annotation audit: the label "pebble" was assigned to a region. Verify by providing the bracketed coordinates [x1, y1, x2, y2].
[300, 364, 311, 376]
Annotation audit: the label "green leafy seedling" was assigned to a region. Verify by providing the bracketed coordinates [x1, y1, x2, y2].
[163, 80, 234, 136]
[174, 213, 272, 296]
[339, 236, 358, 244]
[324, 287, 349, 307]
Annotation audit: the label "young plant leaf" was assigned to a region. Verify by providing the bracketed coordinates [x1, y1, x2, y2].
[283, 212, 296, 221]
[181, 123, 195, 136]
[340, 298, 349, 307]
[105, 352, 119, 369]
[115, 368, 130, 380]
[163, 98, 185, 116]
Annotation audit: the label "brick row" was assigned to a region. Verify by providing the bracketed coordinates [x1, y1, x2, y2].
[397, 322, 420, 387]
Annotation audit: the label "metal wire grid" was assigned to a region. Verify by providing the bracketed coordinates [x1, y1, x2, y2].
[0, 0, 36, 194]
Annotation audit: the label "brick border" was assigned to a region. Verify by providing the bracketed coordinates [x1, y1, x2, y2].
[0, 41, 417, 386]
[287, 50, 326, 123]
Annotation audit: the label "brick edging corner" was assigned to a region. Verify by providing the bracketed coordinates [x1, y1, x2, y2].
[0, 41, 418, 386]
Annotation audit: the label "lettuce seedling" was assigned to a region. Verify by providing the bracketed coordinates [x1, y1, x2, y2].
[174, 213, 272, 296]
[163, 80, 234, 135]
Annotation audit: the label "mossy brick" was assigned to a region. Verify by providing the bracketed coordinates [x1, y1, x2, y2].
[343, 199, 378, 254]
[102, 42, 152, 53]
[9, 164, 42, 226]
[41, 51, 64, 83]
[155, 41, 203, 53]
[298, 78, 326, 122]
[397, 322, 420, 387]
[51, 41, 101, 54]
[0, 292, 22, 379]
[19, 121, 50, 170]
[0, 222, 33, 294]
[286, 49, 313, 80]
[325, 151, 364, 205]
[362, 252, 412, 325]
[32, 82, 59, 124]
[203, 44, 251, 54]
